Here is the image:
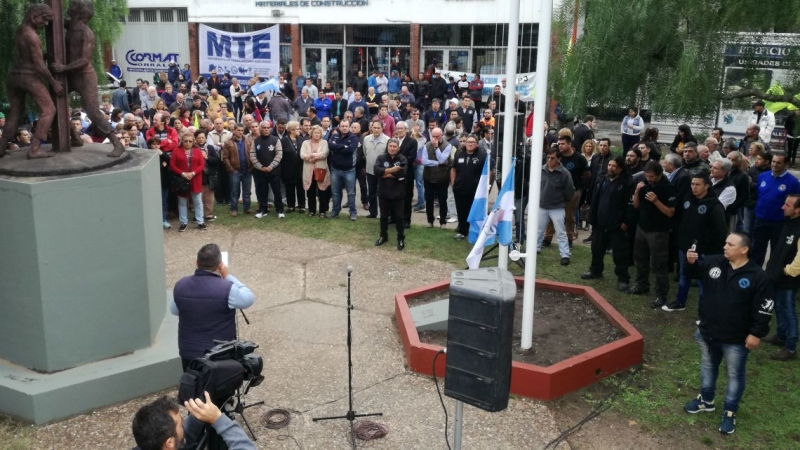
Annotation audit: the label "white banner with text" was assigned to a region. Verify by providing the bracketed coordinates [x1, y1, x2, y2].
[199, 24, 280, 78]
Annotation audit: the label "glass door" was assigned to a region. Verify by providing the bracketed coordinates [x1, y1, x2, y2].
[424, 50, 444, 73]
[325, 49, 344, 91]
[304, 48, 322, 87]
[448, 50, 470, 72]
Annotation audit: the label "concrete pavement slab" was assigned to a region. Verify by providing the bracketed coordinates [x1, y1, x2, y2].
[230, 228, 356, 264]
[230, 252, 306, 311]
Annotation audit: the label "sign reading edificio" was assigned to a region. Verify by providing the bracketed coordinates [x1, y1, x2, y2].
[199, 24, 280, 78]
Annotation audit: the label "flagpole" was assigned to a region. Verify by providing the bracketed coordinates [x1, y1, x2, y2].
[498, 0, 521, 271]
[521, 0, 553, 350]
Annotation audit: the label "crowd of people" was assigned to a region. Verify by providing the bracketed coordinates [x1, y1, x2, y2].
[530, 104, 800, 435]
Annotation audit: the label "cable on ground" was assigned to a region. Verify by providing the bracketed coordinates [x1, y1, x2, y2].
[432, 349, 452, 450]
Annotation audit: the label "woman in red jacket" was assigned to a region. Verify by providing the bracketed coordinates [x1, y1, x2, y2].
[169, 132, 207, 232]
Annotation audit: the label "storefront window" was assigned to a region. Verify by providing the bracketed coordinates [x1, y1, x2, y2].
[422, 25, 471, 47]
[280, 44, 292, 75]
[346, 25, 409, 46]
[472, 24, 509, 47]
[472, 48, 537, 74]
[303, 25, 344, 45]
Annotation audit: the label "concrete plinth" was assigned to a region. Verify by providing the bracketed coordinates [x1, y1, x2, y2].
[0, 150, 181, 423]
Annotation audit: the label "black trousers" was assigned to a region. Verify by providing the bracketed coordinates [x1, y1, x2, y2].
[589, 225, 630, 283]
[403, 173, 415, 225]
[357, 169, 368, 204]
[425, 180, 449, 225]
[453, 189, 475, 235]
[285, 180, 306, 209]
[367, 173, 379, 216]
[633, 227, 670, 296]
[307, 179, 331, 214]
[788, 137, 800, 164]
[380, 197, 405, 239]
[181, 357, 192, 372]
[215, 170, 230, 204]
[253, 171, 283, 214]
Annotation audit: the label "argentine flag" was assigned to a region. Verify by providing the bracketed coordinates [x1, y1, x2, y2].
[466, 156, 492, 244]
[466, 159, 516, 269]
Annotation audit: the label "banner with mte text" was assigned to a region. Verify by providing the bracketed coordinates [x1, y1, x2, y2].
[199, 24, 280, 78]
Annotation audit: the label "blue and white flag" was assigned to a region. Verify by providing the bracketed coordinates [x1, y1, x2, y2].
[466, 159, 516, 269]
[466, 156, 492, 244]
[251, 78, 281, 95]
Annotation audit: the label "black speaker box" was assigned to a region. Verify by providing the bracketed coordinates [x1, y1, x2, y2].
[444, 268, 517, 412]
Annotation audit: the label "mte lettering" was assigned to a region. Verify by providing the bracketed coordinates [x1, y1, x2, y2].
[207, 31, 272, 60]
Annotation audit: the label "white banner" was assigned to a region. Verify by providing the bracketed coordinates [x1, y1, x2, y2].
[199, 24, 280, 78]
[436, 69, 535, 102]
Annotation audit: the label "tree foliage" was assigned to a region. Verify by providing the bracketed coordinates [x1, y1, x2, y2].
[553, 0, 800, 119]
[0, 0, 127, 102]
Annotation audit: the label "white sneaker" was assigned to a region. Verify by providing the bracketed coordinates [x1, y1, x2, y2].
[447, 216, 457, 223]
[162, 221, 171, 229]
[278, 213, 285, 219]
[255, 212, 266, 219]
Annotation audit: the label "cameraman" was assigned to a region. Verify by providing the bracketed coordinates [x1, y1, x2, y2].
[170, 244, 255, 370]
[132, 391, 256, 450]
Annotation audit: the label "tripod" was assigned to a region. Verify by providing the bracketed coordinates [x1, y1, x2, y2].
[192, 380, 264, 450]
[313, 266, 382, 449]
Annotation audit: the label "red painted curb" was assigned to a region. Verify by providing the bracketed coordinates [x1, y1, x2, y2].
[395, 277, 644, 401]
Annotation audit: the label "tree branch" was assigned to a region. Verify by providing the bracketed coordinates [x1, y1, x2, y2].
[723, 88, 800, 107]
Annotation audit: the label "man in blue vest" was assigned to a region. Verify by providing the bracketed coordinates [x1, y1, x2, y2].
[170, 244, 255, 371]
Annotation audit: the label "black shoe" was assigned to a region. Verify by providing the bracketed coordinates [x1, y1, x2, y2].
[178, 223, 188, 232]
[617, 282, 630, 292]
[204, 215, 217, 222]
[662, 301, 686, 312]
[404, 222, 411, 229]
[651, 297, 667, 309]
[627, 285, 649, 295]
[763, 335, 787, 346]
[397, 239, 405, 250]
[375, 236, 388, 246]
[581, 271, 602, 280]
[198, 223, 207, 231]
[366, 214, 378, 219]
[560, 257, 570, 266]
[542, 239, 552, 247]
[582, 234, 594, 243]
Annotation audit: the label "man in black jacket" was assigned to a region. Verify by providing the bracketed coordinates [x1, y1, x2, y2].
[682, 233, 772, 435]
[374, 139, 408, 250]
[250, 121, 284, 218]
[663, 174, 728, 312]
[572, 115, 595, 157]
[581, 156, 633, 291]
[451, 136, 487, 240]
[630, 161, 678, 308]
[763, 194, 800, 361]
[396, 122, 419, 229]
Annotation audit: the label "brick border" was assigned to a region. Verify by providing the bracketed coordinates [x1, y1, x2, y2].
[395, 277, 644, 400]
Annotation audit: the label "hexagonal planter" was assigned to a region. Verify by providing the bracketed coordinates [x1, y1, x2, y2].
[395, 277, 644, 401]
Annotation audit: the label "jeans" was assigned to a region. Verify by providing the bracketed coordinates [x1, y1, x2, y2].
[695, 329, 749, 413]
[676, 251, 705, 306]
[414, 164, 425, 208]
[633, 227, 670, 296]
[545, 190, 581, 241]
[331, 168, 356, 216]
[751, 219, 783, 266]
[229, 171, 252, 212]
[514, 195, 529, 243]
[161, 187, 169, 222]
[774, 287, 799, 352]
[737, 206, 755, 237]
[537, 208, 570, 258]
[178, 193, 204, 225]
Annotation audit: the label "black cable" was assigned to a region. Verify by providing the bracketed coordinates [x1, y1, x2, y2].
[353, 420, 389, 446]
[544, 365, 643, 450]
[259, 408, 302, 449]
[432, 349, 452, 450]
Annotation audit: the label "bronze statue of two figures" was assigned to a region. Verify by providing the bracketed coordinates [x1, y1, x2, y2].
[0, 0, 126, 160]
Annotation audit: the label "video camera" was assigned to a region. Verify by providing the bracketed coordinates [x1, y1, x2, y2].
[178, 339, 264, 406]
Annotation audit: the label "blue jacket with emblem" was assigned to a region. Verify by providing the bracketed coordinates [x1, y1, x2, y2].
[756, 170, 800, 222]
[676, 190, 728, 254]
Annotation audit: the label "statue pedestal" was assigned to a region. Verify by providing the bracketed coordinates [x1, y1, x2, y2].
[0, 149, 182, 424]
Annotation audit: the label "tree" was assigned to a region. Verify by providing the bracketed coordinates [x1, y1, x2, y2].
[0, 0, 127, 102]
[552, 0, 800, 119]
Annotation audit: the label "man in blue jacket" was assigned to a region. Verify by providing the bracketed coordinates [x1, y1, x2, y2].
[752, 151, 800, 265]
[328, 120, 361, 220]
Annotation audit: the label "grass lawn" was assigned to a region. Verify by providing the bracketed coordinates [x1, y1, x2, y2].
[2, 205, 798, 449]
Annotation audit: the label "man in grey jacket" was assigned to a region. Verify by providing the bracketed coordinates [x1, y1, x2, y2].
[538, 147, 576, 265]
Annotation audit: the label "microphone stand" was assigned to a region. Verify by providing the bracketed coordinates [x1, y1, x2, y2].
[313, 267, 382, 449]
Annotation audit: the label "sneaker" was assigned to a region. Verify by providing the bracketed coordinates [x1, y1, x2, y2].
[771, 348, 798, 361]
[328, 212, 340, 219]
[179, 223, 188, 232]
[414, 205, 426, 213]
[427, 222, 434, 228]
[198, 223, 207, 231]
[230, 210, 238, 217]
[662, 302, 686, 312]
[719, 410, 736, 434]
[447, 216, 457, 223]
[627, 285, 649, 295]
[580, 271, 602, 280]
[278, 213, 285, 219]
[454, 233, 465, 240]
[162, 221, 171, 229]
[651, 297, 667, 309]
[350, 212, 357, 221]
[684, 395, 715, 414]
[204, 215, 217, 222]
[617, 282, 630, 292]
[560, 257, 570, 266]
[582, 234, 593, 243]
[255, 212, 266, 219]
[763, 335, 787, 346]
[244, 209, 254, 214]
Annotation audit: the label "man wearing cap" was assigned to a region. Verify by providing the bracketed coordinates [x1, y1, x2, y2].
[109, 59, 122, 80]
[750, 100, 776, 143]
